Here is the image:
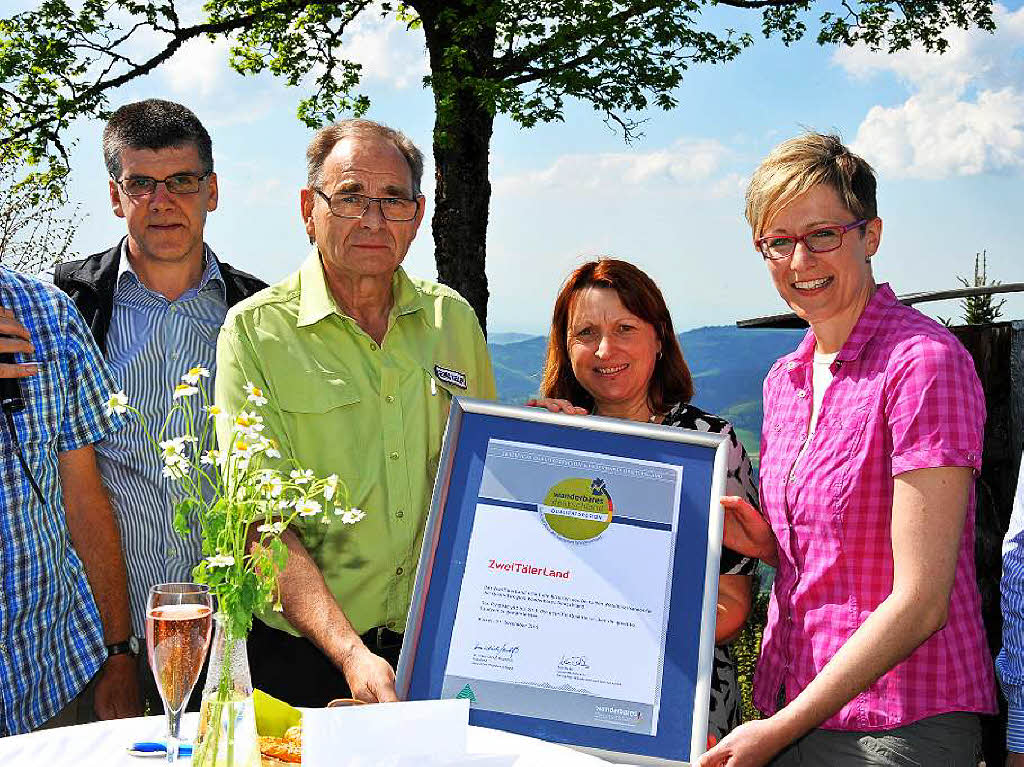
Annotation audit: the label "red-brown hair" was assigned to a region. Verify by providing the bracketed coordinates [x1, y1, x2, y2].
[541, 259, 694, 414]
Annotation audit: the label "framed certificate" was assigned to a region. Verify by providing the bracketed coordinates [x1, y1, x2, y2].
[396, 398, 729, 766]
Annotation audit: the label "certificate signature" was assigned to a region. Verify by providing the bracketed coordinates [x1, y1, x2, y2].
[471, 642, 520, 671]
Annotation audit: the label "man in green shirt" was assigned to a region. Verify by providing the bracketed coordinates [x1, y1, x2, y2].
[215, 119, 495, 705]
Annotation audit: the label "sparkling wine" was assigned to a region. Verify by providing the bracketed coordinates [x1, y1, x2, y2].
[147, 603, 213, 712]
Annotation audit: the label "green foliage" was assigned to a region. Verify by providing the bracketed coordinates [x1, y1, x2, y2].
[0, 152, 83, 271]
[733, 570, 772, 722]
[958, 250, 1006, 325]
[0, 0, 998, 189]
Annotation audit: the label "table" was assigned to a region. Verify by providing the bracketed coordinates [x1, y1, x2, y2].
[0, 713, 620, 766]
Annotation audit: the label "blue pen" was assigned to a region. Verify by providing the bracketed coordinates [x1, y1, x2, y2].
[129, 741, 193, 756]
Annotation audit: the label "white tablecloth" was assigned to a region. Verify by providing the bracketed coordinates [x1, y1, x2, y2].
[0, 713, 621, 766]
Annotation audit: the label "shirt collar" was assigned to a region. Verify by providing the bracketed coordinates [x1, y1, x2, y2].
[835, 282, 897, 363]
[115, 240, 226, 300]
[297, 250, 428, 328]
[789, 283, 898, 365]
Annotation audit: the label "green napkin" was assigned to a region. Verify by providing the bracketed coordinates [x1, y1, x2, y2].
[253, 689, 302, 737]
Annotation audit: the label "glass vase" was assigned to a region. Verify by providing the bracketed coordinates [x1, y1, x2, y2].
[192, 613, 260, 767]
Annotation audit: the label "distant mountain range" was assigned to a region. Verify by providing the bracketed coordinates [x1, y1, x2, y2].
[487, 325, 806, 461]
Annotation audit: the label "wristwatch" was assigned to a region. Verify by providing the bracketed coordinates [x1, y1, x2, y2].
[106, 636, 141, 658]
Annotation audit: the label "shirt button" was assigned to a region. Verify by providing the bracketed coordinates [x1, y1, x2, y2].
[166, 547, 176, 556]
[389, 451, 400, 461]
[171, 351, 180, 361]
[796, 389, 807, 398]
[786, 361, 797, 371]
[395, 510, 404, 518]
[396, 566, 404, 576]
[387, 620, 396, 629]
[386, 395, 395, 404]
[370, 342, 378, 351]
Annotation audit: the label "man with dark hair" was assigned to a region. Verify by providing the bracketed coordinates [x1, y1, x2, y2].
[216, 118, 495, 706]
[50, 98, 266, 710]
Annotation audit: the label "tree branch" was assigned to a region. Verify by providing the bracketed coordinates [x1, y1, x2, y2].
[6, 0, 344, 147]
[492, 0, 667, 78]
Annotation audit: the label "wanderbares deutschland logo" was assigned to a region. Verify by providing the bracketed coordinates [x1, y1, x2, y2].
[540, 477, 612, 542]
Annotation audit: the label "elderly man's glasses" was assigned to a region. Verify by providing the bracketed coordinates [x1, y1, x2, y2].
[114, 172, 212, 197]
[756, 219, 868, 261]
[314, 189, 420, 222]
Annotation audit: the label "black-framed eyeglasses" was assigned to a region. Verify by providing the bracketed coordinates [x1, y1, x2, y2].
[756, 219, 869, 261]
[113, 172, 212, 197]
[314, 189, 420, 222]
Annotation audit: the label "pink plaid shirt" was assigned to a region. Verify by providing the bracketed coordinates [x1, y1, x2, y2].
[753, 283, 996, 730]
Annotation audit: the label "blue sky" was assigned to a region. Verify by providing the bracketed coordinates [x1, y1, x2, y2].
[39, 0, 1024, 332]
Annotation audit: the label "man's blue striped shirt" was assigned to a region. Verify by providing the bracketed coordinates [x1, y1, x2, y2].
[998, 452, 1024, 751]
[92, 245, 228, 637]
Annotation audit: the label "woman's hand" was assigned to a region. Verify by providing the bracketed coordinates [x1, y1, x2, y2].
[525, 397, 588, 415]
[696, 717, 793, 767]
[721, 496, 778, 567]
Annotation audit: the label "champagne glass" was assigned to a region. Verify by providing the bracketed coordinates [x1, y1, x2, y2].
[146, 583, 213, 762]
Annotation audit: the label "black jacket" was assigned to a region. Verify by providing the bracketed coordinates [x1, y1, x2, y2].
[53, 239, 267, 353]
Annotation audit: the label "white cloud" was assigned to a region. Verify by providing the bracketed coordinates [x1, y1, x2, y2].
[836, 4, 1024, 178]
[161, 36, 234, 98]
[341, 5, 429, 88]
[493, 138, 742, 197]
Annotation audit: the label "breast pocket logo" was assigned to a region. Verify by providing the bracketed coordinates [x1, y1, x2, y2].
[434, 365, 467, 390]
[539, 477, 613, 543]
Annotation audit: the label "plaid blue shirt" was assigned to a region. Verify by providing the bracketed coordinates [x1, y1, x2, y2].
[0, 267, 124, 735]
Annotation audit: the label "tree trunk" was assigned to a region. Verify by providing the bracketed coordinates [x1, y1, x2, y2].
[418, 3, 497, 334]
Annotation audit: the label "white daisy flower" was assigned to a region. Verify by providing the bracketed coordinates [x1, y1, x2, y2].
[105, 391, 128, 416]
[173, 383, 199, 400]
[158, 437, 189, 461]
[230, 438, 254, 460]
[295, 498, 322, 517]
[204, 404, 222, 416]
[244, 382, 268, 406]
[323, 474, 339, 501]
[256, 521, 286, 535]
[340, 507, 366, 525]
[290, 469, 315, 485]
[182, 366, 211, 385]
[206, 554, 236, 568]
[162, 464, 184, 480]
[200, 449, 221, 466]
[234, 411, 264, 434]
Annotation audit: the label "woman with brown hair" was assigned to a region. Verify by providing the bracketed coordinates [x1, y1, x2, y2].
[529, 258, 757, 744]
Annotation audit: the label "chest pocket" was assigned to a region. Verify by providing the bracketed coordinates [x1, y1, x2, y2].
[275, 372, 361, 414]
[16, 357, 61, 450]
[420, 363, 464, 480]
[811, 407, 870, 499]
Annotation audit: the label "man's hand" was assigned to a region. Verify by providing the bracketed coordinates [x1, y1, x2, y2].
[93, 654, 142, 719]
[0, 306, 39, 378]
[696, 717, 791, 767]
[721, 496, 779, 567]
[340, 644, 399, 703]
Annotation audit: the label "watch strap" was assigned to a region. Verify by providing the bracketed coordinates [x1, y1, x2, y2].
[106, 637, 139, 658]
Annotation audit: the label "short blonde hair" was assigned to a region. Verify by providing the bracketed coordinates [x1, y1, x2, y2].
[744, 132, 877, 239]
